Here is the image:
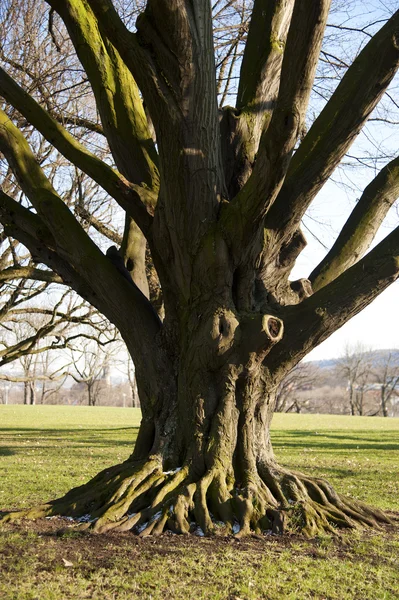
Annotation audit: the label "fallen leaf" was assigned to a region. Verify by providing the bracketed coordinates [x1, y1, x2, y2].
[62, 558, 73, 567]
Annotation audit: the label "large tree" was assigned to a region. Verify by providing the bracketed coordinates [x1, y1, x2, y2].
[1, 0, 399, 536]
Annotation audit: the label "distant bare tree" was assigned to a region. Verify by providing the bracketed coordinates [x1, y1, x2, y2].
[126, 355, 140, 408]
[275, 362, 318, 413]
[0, 345, 69, 404]
[70, 336, 119, 406]
[0, 288, 113, 367]
[336, 343, 373, 415]
[372, 351, 399, 417]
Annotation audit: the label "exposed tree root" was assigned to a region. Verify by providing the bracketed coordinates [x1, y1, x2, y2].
[0, 457, 392, 537]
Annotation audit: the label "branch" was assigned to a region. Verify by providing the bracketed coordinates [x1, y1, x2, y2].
[0, 339, 50, 367]
[52, 113, 104, 136]
[236, 0, 294, 113]
[0, 66, 154, 234]
[0, 373, 68, 383]
[83, 0, 171, 115]
[219, 0, 295, 198]
[266, 10, 399, 233]
[6, 307, 99, 326]
[0, 191, 108, 311]
[120, 217, 149, 298]
[0, 266, 62, 284]
[0, 190, 55, 250]
[0, 108, 106, 258]
[310, 155, 399, 290]
[46, 0, 159, 190]
[0, 315, 64, 366]
[270, 225, 399, 373]
[221, 0, 331, 255]
[75, 205, 122, 245]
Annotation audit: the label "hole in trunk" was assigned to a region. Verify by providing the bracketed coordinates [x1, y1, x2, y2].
[268, 318, 281, 339]
[219, 316, 227, 336]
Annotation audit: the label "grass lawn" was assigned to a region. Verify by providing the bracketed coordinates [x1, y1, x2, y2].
[0, 406, 398, 599]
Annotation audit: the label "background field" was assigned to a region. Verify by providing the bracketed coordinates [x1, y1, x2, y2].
[1, 406, 399, 599]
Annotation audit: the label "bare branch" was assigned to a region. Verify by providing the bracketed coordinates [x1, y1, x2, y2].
[75, 205, 122, 245]
[310, 155, 399, 290]
[221, 0, 331, 257]
[0, 266, 62, 284]
[0, 66, 155, 234]
[266, 10, 399, 234]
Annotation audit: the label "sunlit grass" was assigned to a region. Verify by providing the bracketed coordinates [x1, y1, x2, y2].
[1, 407, 398, 510]
[1, 407, 398, 600]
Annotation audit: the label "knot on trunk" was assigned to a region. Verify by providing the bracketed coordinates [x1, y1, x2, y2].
[212, 310, 239, 349]
[290, 278, 313, 301]
[240, 313, 284, 362]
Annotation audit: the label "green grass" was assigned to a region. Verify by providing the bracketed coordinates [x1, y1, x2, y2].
[1, 406, 399, 599]
[0, 405, 142, 510]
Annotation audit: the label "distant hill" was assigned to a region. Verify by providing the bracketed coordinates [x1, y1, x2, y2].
[311, 349, 399, 371]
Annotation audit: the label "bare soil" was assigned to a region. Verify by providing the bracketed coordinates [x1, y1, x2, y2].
[2, 515, 398, 566]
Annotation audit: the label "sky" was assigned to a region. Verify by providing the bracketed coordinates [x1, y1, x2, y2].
[292, 177, 399, 361]
[288, 0, 399, 360]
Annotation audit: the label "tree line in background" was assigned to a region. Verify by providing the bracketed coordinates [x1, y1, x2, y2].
[275, 346, 399, 417]
[2, 322, 398, 417]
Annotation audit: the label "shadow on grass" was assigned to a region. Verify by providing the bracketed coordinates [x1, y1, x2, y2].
[275, 463, 359, 479]
[0, 448, 16, 456]
[271, 430, 399, 452]
[0, 427, 140, 449]
[0, 427, 137, 433]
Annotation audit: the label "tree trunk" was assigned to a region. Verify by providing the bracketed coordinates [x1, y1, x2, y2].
[29, 382, 36, 406]
[130, 374, 140, 408]
[381, 388, 388, 417]
[87, 383, 96, 407]
[5, 305, 390, 537]
[39, 381, 46, 405]
[23, 382, 28, 405]
[356, 390, 364, 416]
[349, 386, 356, 415]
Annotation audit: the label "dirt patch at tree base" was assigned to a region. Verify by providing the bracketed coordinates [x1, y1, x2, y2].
[1, 517, 399, 600]
[1, 515, 398, 560]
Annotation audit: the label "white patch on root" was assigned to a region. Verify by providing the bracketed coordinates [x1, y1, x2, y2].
[136, 521, 148, 533]
[49, 514, 98, 524]
[76, 514, 94, 523]
[163, 467, 182, 475]
[232, 522, 241, 534]
[149, 511, 163, 523]
[212, 519, 225, 527]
